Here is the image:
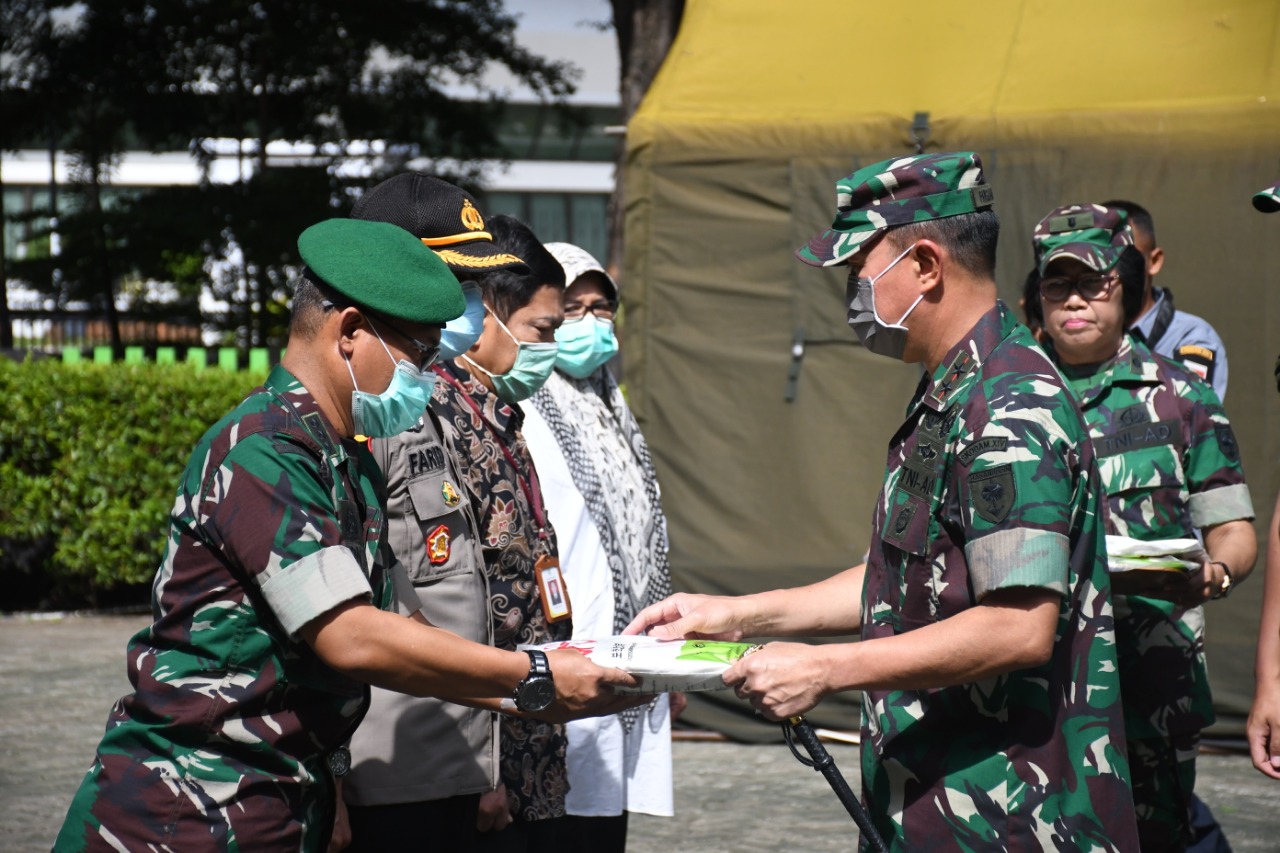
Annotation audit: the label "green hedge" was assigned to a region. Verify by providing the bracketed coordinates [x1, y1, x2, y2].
[0, 358, 262, 606]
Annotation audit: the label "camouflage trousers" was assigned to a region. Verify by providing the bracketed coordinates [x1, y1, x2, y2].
[1128, 732, 1199, 852]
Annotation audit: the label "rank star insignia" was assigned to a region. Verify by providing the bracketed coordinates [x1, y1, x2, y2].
[928, 351, 974, 406]
[426, 524, 451, 564]
[441, 481, 461, 507]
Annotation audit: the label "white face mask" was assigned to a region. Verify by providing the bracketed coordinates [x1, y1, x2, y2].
[845, 242, 923, 360]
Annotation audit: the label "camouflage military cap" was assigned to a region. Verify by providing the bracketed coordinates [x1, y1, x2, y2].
[298, 218, 465, 325]
[1252, 181, 1280, 213]
[1032, 203, 1133, 275]
[795, 152, 995, 268]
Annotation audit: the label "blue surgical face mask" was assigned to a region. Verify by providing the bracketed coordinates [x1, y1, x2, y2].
[438, 281, 485, 360]
[463, 304, 558, 403]
[554, 314, 618, 379]
[344, 325, 435, 438]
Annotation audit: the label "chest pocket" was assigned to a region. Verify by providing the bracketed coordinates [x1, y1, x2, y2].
[404, 472, 476, 584]
[1096, 440, 1188, 537]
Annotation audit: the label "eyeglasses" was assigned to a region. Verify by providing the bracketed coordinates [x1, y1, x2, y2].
[564, 298, 619, 321]
[1038, 273, 1117, 303]
[324, 299, 441, 370]
[370, 316, 441, 371]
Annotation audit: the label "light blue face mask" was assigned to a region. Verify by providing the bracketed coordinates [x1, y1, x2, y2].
[554, 314, 618, 379]
[438, 281, 485, 360]
[463, 305, 558, 403]
[344, 325, 435, 438]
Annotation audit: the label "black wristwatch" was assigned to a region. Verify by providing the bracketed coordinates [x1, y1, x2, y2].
[513, 650, 556, 713]
[327, 746, 351, 778]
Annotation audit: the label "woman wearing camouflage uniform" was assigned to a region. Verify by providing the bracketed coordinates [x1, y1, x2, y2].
[1029, 203, 1257, 852]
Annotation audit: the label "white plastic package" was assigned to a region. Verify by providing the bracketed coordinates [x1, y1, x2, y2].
[1105, 534, 1206, 574]
[523, 635, 760, 693]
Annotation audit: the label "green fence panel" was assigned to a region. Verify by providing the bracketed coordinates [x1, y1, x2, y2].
[156, 347, 177, 365]
[93, 346, 113, 364]
[249, 348, 270, 374]
[186, 347, 207, 370]
[62, 347, 83, 365]
[124, 347, 145, 364]
[217, 349, 239, 371]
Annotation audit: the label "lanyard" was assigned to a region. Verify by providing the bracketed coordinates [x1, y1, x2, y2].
[434, 365, 549, 539]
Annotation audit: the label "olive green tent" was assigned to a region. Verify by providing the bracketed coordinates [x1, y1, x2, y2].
[620, 0, 1280, 739]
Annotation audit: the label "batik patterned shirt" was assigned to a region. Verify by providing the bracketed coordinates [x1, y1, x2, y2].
[431, 360, 570, 821]
[862, 302, 1138, 851]
[1061, 334, 1253, 740]
[55, 364, 405, 853]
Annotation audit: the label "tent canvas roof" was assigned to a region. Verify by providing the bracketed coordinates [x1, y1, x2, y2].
[621, 0, 1280, 738]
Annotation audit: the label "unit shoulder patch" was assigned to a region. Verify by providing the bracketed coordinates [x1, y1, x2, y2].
[958, 436, 1007, 467]
[968, 464, 1015, 524]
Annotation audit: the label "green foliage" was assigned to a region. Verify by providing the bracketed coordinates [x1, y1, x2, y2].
[2, 0, 582, 348]
[0, 358, 261, 599]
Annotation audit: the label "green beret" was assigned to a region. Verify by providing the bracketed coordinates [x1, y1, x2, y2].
[297, 218, 465, 324]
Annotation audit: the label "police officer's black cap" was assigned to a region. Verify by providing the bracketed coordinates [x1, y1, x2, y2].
[352, 173, 530, 274]
[297, 219, 465, 325]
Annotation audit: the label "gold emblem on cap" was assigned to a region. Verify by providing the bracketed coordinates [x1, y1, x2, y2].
[460, 199, 485, 232]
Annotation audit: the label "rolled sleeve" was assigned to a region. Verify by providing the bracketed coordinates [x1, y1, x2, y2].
[965, 528, 1070, 601]
[1189, 483, 1255, 529]
[260, 544, 372, 637]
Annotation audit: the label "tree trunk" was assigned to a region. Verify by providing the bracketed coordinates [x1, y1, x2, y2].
[607, 0, 684, 277]
[0, 156, 11, 350]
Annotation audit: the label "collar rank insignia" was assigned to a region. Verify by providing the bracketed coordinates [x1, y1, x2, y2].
[928, 350, 975, 407]
[441, 481, 461, 507]
[426, 524, 451, 565]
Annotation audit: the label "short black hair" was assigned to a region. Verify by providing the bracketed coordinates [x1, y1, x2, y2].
[475, 215, 565, 320]
[1113, 246, 1146, 324]
[289, 270, 334, 340]
[1020, 267, 1044, 333]
[1102, 199, 1156, 245]
[884, 209, 1000, 279]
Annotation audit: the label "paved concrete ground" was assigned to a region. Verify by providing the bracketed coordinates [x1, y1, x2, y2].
[3, 614, 1278, 852]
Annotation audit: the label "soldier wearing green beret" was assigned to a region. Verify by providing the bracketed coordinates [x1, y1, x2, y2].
[627, 153, 1140, 849]
[53, 218, 640, 853]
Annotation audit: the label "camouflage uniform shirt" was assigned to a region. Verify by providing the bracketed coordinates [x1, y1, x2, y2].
[1060, 334, 1253, 740]
[54, 365, 410, 852]
[431, 361, 571, 822]
[862, 302, 1139, 851]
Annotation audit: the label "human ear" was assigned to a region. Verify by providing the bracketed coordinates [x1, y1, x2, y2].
[337, 308, 365, 356]
[1147, 246, 1165, 277]
[913, 240, 944, 292]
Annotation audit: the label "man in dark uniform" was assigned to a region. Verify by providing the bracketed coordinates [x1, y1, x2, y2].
[53, 218, 638, 852]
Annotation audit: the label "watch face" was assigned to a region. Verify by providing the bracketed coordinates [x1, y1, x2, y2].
[328, 746, 351, 777]
[518, 677, 556, 713]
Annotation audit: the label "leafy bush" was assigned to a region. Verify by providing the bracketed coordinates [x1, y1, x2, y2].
[0, 358, 262, 607]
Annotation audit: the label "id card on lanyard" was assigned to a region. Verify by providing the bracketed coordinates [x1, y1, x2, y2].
[437, 366, 573, 624]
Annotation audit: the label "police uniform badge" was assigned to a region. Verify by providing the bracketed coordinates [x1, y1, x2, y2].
[441, 481, 461, 507]
[426, 524, 451, 564]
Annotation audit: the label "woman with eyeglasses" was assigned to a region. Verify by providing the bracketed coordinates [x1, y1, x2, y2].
[1027, 203, 1257, 853]
[519, 243, 679, 853]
